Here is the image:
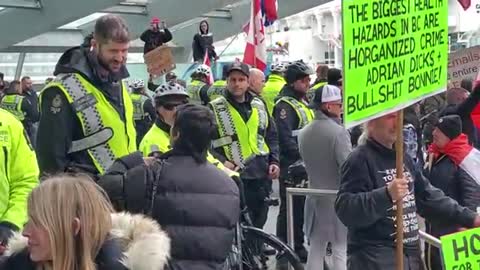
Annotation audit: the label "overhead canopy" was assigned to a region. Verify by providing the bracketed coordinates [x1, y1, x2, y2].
[0, 0, 330, 60]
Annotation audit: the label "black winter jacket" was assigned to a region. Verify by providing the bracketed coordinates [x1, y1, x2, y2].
[140, 28, 173, 55]
[425, 155, 480, 237]
[273, 85, 308, 173]
[192, 33, 217, 62]
[0, 238, 127, 270]
[99, 149, 240, 270]
[335, 139, 477, 268]
[36, 46, 131, 176]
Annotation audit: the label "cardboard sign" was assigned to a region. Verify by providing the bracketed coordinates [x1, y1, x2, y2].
[342, 0, 448, 128]
[448, 46, 480, 89]
[441, 227, 480, 270]
[144, 45, 176, 77]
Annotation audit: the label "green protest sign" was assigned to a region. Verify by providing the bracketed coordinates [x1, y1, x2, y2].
[441, 228, 480, 270]
[342, 0, 448, 128]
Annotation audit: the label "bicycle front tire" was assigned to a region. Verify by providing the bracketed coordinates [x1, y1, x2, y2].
[241, 225, 304, 270]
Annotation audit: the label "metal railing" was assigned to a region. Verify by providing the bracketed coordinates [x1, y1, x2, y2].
[286, 187, 444, 270]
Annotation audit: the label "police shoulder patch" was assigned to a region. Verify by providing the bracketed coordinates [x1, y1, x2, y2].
[50, 94, 62, 114]
[280, 108, 287, 119]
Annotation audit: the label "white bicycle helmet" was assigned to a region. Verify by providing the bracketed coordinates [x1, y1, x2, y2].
[129, 79, 145, 89]
[270, 62, 288, 73]
[155, 81, 189, 99]
[195, 64, 211, 77]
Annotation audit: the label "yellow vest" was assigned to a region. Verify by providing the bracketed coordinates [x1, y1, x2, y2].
[0, 95, 25, 121]
[139, 123, 171, 156]
[130, 93, 150, 121]
[210, 96, 269, 167]
[0, 109, 39, 228]
[275, 96, 314, 135]
[186, 80, 206, 105]
[262, 74, 286, 116]
[42, 73, 137, 175]
[139, 122, 239, 177]
[307, 81, 327, 102]
[207, 80, 226, 102]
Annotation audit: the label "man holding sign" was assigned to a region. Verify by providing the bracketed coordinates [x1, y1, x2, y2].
[335, 112, 480, 270]
[338, 1, 480, 268]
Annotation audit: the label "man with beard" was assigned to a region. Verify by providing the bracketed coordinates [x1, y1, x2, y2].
[20, 76, 40, 148]
[37, 15, 138, 177]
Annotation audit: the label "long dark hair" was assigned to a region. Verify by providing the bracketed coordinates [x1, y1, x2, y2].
[171, 104, 217, 163]
[199, 20, 209, 34]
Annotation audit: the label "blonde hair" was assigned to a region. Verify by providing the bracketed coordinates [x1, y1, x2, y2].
[28, 175, 113, 270]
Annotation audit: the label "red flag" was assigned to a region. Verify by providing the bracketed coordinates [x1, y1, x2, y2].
[243, 0, 267, 71]
[263, 0, 278, 22]
[203, 50, 214, 85]
[457, 0, 471, 10]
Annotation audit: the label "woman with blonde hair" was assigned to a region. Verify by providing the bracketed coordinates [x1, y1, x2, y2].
[0, 174, 170, 270]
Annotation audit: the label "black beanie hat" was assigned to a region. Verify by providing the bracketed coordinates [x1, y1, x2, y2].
[436, 115, 462, 140]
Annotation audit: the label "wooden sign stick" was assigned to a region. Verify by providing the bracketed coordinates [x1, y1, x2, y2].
[395, 109, 405, 270]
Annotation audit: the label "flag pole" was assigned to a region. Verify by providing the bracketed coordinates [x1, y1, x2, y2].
[395, 109, 404, 270]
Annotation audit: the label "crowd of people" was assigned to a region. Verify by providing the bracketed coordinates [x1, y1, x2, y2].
[0, 13, 479, 270]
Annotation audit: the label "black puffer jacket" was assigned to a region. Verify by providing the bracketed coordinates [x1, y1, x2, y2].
[99, 149, 240, 270]
[0, 238, 127, 270]
[425, 155, 480, 237]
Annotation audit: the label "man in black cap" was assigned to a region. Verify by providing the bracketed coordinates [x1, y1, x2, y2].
[425, 114, 480, 270]
[273, 60, 315, 262]
[327, 68, 342, 89]
[208, 61, 280, 230]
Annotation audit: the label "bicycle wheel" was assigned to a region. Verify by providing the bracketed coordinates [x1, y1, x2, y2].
[241, 225, 304, 270]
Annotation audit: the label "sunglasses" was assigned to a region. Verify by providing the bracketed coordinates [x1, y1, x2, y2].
[162, 100, 187, 110]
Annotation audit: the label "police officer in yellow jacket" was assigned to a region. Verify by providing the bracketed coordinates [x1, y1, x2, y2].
[209, 62, 280, 229]
[263, 63, 287, 116]
[0, 109, 38, 249]
[205, 64, 229, 103]
[37, 15, 137, 176]
[129, 79, 155, 147]
[140, 81, 238, 177]
[186, 64, 211, 105]
[274, 61, 315, 263]
[0, 81, 40, 142]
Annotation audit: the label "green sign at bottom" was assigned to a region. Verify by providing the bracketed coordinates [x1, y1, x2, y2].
[441, 228, 480, 270]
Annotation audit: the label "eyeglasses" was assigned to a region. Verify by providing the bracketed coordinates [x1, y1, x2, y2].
[162, 100, 187, 110]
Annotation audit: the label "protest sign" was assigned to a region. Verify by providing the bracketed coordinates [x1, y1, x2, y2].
[448, 46, 480, 88]
[441, 228, 480, 270]
[144, 45, 176, 77]
[342, 0, 448, 128]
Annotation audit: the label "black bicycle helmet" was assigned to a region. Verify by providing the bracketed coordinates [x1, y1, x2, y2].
[284, 60, 314, 84]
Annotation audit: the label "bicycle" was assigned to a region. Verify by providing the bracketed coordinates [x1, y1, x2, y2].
[225, 175, 304, 270]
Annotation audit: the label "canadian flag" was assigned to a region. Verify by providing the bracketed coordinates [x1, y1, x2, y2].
[262, 0, 278, 26]
[243, 0, 267, 71]
[203, 49, 214, 85]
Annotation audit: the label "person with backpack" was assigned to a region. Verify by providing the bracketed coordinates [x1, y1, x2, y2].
[99, 104, 240, 270]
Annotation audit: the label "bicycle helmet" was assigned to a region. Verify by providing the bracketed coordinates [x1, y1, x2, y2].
[154, 81, 189, 99]
[284, 60, 314, 84]
[195, 64, 211, 77]
[129, 79, 145, 89]
[270, 62, 288, 74]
